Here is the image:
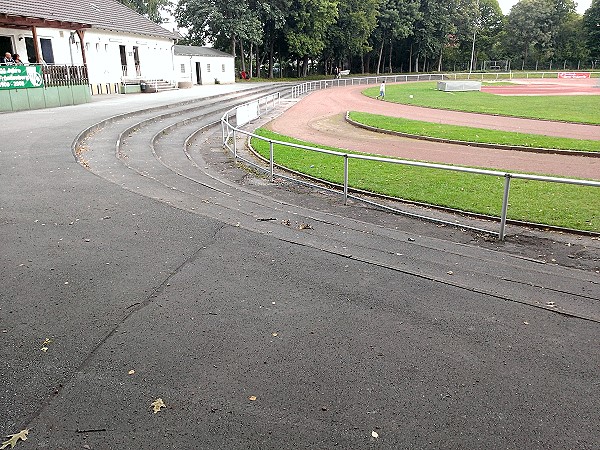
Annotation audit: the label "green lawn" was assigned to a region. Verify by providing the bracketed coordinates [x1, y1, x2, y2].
[348, 112, 600, 152]
[252, 128, 599, 232]
[363, 82, 600, 124]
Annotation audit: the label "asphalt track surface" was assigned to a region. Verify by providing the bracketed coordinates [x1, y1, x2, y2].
[1, 82, 599, 449]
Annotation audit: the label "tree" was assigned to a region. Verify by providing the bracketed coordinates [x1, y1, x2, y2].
[175, 0, 263, 72]
[505, 0, 576, 68]
[411, 0, 463, 72]
[475, 0, 505, 63]
[326, 0, 381, 73]
[371, 0, 420, 73]
[285, 0, 339, 76]
[251, 0, 291, 77]
[583, 0, 600, 60]
[117, 0, 172, 23]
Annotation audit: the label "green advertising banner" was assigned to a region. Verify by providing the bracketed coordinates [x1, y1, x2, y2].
[0, 65, 44, 90]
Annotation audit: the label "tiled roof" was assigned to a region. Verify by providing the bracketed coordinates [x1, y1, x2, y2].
[174, 45, 233, 58]
[0, 0, 175, 39]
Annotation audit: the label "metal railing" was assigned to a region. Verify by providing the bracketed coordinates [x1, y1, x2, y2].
[221, 92, 280, 158]
[291, 71, 599, 97]
[42, 65, 88, 87]
[224, 85, 600, 240]
[292, 73, 447, 97]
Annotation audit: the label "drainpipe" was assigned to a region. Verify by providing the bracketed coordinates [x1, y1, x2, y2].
[170, 43, 175, 85]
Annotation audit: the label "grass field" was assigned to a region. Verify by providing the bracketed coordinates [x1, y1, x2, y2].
[347, 112, 600, 152]
[251, 129, 599, 232]
[362, 82, 600, 124]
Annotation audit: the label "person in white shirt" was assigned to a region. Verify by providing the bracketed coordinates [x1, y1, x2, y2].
[377, 80, 386, 100]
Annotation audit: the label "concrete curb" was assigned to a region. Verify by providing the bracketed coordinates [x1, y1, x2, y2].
[344, 111, 600, 158]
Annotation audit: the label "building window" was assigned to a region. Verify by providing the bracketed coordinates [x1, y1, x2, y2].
[222, 64, 225, 72]
[180, 64, 186, 73]
[207, 64, 211, 72]
[96, 43, 100, 51]
[105, 44, 109, 52]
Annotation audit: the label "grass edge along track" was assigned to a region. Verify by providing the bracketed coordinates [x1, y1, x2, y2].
[251, 128, 599, 233]
[347, 111, 600, 153]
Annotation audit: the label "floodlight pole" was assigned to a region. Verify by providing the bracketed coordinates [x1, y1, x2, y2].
[469, 0, 479, 74]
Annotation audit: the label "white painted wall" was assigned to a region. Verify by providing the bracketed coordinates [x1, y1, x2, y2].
[174, 54, 235, 85]
[0, 27, 176, 87]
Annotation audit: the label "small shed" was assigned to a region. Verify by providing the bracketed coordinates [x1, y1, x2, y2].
[173, 45, 235, 87]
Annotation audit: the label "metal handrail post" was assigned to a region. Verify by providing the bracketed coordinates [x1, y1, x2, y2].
[233, 129, 237, 160]
[221, 116, 226, 146]
[499, 174, 512, 240]
[269, 140, 274, 183]
[343, 154, 349, 205]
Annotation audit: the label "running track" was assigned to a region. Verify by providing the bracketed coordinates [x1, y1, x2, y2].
[267, 82, 600, 180]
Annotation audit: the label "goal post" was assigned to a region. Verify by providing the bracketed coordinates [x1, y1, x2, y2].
[483, 60, 509, 71]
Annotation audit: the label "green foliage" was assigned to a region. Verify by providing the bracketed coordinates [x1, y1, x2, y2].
[331, 0, 381, 58]
[117, 0, 172, 23]
[175, 0, 262, 50]
[505, 0, 577, 63]
[286, 0, 339, 58]
[173, 0, 599, 76]
[583, 0, 600, 59]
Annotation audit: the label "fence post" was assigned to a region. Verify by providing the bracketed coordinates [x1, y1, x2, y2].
[499, 173, 512, 240]
[343, 154, 349, 205]
[269, 140, 274, 183]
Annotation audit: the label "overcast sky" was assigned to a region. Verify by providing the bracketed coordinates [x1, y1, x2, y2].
[497, 0, 592, 14]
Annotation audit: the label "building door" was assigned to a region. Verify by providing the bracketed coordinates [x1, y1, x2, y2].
[40, 38, 54, 64]
[25, 37, 36, 63]
[119, 45, 127, 76]
[133, 46, 140, 76]
[0, 35, 13, 58]
[196, 62, 202, 85]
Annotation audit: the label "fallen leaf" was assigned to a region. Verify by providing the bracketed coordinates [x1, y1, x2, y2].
[298, 223, 312, 230]
[151, 398, 166, 413]
[248, 396, 257, 401]
[1, 429, 29, 449]
[447, 271, 454, 275]
[371, 430, 379, 439]
[128, 370, 135, 375]
[41, 338, 51, 352]
[523, 321, 529, 325]
[272, 333, 278, 337]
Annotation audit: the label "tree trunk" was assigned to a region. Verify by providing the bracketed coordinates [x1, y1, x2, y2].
[302, 55, 309, 77]
[239, 39, 246, 73]
[437, 49, 443, 72]
[409, 44, 413, 73]
[257, 46, 266, 78]
[249, 42, 253, 77]
[376, 40, 384, 75]
[268, 40, 274, 78]
[388, 41, 393, 73]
